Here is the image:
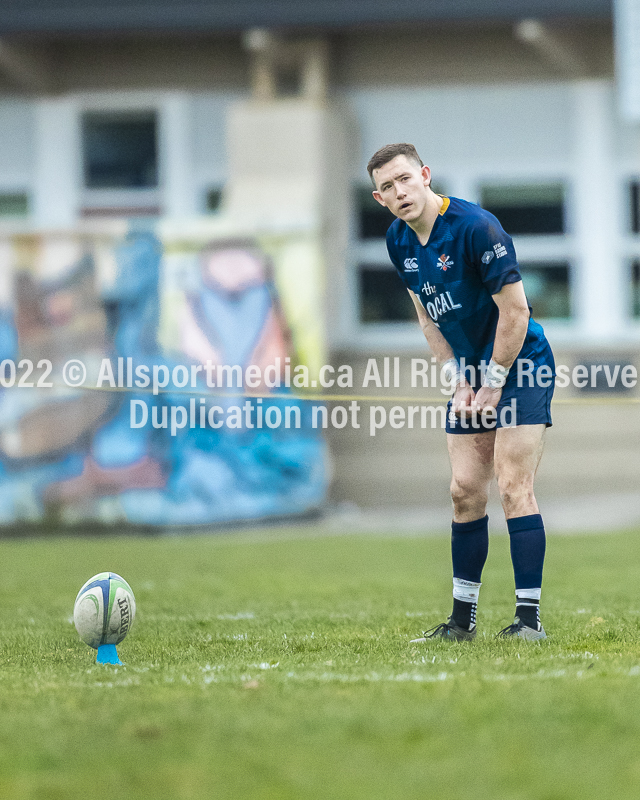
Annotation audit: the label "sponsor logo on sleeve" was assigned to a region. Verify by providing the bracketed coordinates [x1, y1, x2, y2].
[481, 250, 494, 264]
[403, 258, 419, 272]
[493, 243, 508, 258]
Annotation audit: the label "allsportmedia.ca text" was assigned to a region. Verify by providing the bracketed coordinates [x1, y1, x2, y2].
[0, 355, 637, 393]
[90, 355, 640, 393]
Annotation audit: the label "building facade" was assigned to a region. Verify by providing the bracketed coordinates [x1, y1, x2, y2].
[1, 1, 638, 511]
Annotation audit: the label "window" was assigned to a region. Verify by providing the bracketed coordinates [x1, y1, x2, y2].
[480, 184, 565, 235]
[0, 192, 28, 217]
[632, 261, 640, 319]
[205, 187, 224, 213]
[631, 182, 640, 234]
[359, 266, 414, 323]
[520, 262, 571, 320]
[82, 112, 158, 189]
[356, 186, 395, 239]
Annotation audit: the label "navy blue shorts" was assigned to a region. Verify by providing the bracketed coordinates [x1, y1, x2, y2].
[445, 371, 554, 435]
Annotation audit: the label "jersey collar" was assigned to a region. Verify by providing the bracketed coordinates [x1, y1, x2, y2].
[406, 197, 450, 248]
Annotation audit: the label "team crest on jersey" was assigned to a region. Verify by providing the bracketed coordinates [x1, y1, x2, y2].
[403, 258, 419, 272]
[437, 254, 454, 271]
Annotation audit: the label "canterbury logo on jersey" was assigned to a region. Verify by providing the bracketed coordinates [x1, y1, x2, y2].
[403, 258, 419, 272]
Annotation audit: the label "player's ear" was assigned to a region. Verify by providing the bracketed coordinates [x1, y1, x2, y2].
[421, 164, 431, 187]
[372, 190, 386, 207]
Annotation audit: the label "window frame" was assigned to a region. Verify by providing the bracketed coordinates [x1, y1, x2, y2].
[78, 95, 164, 218]
[81, 110, 159, 192]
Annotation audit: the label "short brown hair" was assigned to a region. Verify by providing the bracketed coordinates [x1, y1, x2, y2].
[367, 143, 424, 185]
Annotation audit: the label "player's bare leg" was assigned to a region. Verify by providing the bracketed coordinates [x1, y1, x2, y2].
[494, 424, 546, 519]
[448, 431, 496, 522]
[494, 424, 548, 640]
[411, 432, 495, 642]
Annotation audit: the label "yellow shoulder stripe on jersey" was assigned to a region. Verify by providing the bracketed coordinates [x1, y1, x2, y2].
[439, 196, 450, 216]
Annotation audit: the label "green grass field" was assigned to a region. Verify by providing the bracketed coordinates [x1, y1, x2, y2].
[1, 526, 640, 800]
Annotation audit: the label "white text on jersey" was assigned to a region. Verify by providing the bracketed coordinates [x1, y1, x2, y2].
[421, 281, 437, 297]
[423, 290, 462, 323]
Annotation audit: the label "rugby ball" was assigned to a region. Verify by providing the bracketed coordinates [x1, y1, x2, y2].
[73, 572, 136, 649]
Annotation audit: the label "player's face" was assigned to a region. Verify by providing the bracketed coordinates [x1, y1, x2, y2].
[371, 155, 432, 223]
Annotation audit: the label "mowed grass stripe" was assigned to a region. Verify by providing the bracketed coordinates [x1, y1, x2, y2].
[1, 529, 640, 800]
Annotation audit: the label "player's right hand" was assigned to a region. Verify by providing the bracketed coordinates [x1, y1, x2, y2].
[451, 384, 475, 416]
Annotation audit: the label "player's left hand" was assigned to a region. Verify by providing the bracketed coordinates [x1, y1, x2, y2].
[471, 385, 502, 413]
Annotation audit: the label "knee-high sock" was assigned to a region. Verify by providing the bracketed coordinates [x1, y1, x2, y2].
[450, 515, 489, 628]
[507, 513, 546, 590]
[507, 514, 546, 629]
[451, 515, 489, 583]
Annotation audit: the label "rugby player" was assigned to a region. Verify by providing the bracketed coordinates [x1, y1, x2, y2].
[368, 143, 555, 641]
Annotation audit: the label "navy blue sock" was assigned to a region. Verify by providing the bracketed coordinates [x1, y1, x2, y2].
[507, 513, 546, 590]
[450, 516, 489, 629]
[451, 515, 489, 583]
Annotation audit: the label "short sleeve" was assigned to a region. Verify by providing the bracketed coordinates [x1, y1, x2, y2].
[469, 213, 522, 295]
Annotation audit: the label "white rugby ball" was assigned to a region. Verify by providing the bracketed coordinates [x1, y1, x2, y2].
[73, 572, 136, 649]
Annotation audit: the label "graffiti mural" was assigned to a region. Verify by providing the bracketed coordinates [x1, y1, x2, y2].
[0, 224, 328, 527]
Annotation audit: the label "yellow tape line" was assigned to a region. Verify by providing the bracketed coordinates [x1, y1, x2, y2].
[50, 384, 640, 405]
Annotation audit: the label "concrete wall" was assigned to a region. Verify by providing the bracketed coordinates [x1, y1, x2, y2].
[325, 350, 640, 509]
[0, 99, 34, 195]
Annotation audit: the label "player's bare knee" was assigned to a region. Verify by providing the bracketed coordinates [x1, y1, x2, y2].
[498, 476, 535, 515]
[450, 477, 488, 517]
[450, 476, 480, 502]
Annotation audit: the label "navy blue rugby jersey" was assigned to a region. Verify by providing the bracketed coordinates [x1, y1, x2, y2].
[386, 196, 551, 371]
